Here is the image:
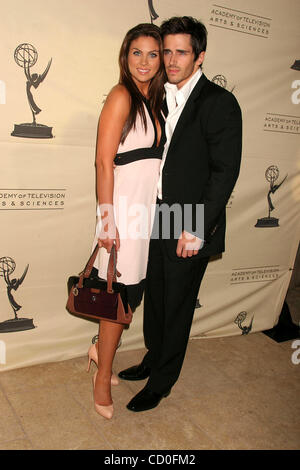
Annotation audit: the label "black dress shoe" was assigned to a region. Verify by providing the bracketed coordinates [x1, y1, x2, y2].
[118, 363, 151, 381]
[127, 386, 171, 412]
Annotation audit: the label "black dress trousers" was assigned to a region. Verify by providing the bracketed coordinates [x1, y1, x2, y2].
[142, 230, 209, 395]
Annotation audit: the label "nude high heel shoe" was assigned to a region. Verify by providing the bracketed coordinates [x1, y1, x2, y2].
[86, 344, 98, 372]
[93, 372, 114, 420]
[87, 344, 119, 386]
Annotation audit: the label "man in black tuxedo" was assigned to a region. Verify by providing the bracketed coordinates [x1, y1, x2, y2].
[119, 16, 242, 411]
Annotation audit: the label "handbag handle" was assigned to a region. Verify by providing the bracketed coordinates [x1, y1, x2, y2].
[77, 243, 120, 293]
[106, 244, 119, 293]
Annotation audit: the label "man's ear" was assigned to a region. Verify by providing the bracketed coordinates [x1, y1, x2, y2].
[195, 51, 205, 67]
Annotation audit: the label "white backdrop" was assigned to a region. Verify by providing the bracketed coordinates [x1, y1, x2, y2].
[0, 0, 299, 371]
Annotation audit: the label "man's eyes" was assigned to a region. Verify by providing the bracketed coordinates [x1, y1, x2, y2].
[163, 50, 188, 55]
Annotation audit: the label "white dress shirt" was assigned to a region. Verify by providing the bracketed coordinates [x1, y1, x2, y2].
[157, 68, 204, 250]
[157, 67, 202, 200]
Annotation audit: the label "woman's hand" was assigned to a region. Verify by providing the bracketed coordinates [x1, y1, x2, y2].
[98, 223, 120, 253]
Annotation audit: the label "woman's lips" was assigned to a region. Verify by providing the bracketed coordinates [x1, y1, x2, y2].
[137, 68, 150, 74]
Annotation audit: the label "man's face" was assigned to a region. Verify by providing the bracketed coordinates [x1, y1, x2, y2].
[163, 33, 205, 89]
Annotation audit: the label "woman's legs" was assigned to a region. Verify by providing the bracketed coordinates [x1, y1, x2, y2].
[94, 319, 124, 405]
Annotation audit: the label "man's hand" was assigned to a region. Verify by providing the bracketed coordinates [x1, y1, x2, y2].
[176, 231, 204, 258]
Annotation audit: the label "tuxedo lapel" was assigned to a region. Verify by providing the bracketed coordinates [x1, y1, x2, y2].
[164, 74, 208, 163]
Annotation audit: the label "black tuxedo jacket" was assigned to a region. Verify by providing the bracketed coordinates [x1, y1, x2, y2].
[160, 73, 242, 260]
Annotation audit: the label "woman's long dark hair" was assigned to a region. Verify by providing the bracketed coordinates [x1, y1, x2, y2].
[119, 23, 166, 143]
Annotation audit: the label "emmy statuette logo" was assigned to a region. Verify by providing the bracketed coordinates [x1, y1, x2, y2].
[255, 165, 287, 228]
[148, 0, 159, 23]
[11, 43, 53, 139]
[234, 311, 254, 335]
[0, 257, 35, 333]
[212, 74, 236, 93]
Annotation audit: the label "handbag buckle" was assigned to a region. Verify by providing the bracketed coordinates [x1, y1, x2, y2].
[73, 286, 79, 296]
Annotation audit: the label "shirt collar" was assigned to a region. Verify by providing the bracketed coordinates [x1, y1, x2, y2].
[164, 67, 202, 108]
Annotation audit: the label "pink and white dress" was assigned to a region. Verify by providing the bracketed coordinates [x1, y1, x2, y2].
[92, 98, 165, 303]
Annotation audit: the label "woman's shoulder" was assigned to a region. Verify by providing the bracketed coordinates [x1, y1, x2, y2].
[100, 84, 131, 120]
[106, 84, 131, 107]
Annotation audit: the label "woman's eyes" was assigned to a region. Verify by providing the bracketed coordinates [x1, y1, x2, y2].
[132, 51, 158, 58]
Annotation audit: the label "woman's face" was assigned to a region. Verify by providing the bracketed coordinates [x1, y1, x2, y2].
[127, 35, 160, 89]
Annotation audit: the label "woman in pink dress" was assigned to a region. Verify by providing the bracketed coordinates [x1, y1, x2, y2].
[88, 24, 166, 419]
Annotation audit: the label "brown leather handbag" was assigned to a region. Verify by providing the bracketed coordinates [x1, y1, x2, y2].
[66, 244, 132, 325]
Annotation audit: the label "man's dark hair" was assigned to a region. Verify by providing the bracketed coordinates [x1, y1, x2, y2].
[160, 16, 207, 59]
